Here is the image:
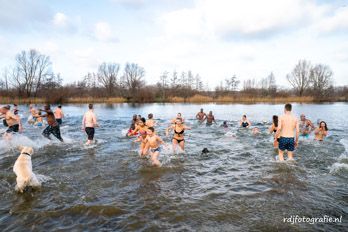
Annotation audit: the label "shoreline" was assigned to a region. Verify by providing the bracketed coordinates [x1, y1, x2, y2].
[0, 95, 347, 104]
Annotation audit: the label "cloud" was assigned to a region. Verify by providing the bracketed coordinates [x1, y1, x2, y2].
[159, 0, 330, 40]
[315, 6, 348, 33]
[110, 0, 146, 9]
[93, 22, 119, 42]
[53, 12, 68, 27]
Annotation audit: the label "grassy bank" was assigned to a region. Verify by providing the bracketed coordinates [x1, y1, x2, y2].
[0, 95, 346, 104]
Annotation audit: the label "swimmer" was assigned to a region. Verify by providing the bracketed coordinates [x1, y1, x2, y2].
[0, 105, 21, 140]
[252, 127, 260, 135]
[314, 121, 328, 141]
[28, 104, 38, 124]
[299, 114, 315, 136]
[144, 127, 166, 166]
[54, 105, 64, 125]
[131, 117, 148, 156]
[171, 113, 184, 124]
[13, 108, 23, 132]
[221, 121, 228, 128]
[82, 104, 98, 145]
[269, 115, 279, 148]
[196, 108, 207, 123]
[204, 111, 216, 126]
[240, 115, 251, 128]
[146, 113, 156, 127]
[275, 103, 299, 161]
[166, 117, 191, 153]
[34, 110, 44, 127]
[35, 104, 63, 142]
[127, 114, 138, 136]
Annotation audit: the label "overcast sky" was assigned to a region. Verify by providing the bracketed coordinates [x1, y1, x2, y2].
[0, 0, 347, 88]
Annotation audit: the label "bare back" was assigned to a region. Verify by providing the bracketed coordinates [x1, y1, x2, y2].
[279, 113, 298, 138]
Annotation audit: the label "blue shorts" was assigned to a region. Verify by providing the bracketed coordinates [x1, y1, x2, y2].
[278, 137, 295, 151]
[150, 147, 161, 153]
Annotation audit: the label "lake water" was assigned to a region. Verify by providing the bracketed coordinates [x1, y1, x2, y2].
[0, 103, 347, 231]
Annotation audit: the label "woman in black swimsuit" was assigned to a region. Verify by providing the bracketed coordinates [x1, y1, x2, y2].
[268, 115, 279, 148]
[239, 115, 251, 128]
[166, 118, 191, 152]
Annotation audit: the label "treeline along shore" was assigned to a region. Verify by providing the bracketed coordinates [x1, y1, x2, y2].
[1, 49, 347, 104]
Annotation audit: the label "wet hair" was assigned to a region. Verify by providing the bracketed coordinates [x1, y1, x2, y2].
[14, 104, 18, 107]
[176, 117, 183, 122]
[45, 104, 51, 110]
[148, 127, 154, 132]
[141, 117, 146, 123]
[177, 113, 182, 116]
[38, 111, 42, 116]
[320, 121, 328, 131]
[273, 115, 278, 127]
[132, 114, 137, 120]
[243, 115, 247, 118]
[223, 121, 227, 124]
[58, 105, 62, 108]
[148, 113, 153, 119]
[88, 104, 93, 109]
[14, 109, 19, 115]
[285, 103, 292, 111]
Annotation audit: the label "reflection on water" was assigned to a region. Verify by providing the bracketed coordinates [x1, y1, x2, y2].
[0, 103, 347, 231]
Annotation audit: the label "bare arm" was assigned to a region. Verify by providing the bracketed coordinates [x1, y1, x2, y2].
[247, 120, 252, 128]
[275, 117, 282, 138]
[269, 124, 274, 133]
[295, 119, 299, 146]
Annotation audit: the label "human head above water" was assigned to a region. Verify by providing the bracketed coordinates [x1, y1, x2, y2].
[88, 104, 93, 110]
[148, 113, 153, 119]
[319, 121, 328, 131]
[284, 103, 292, 112]
[147, 127, 155, 135]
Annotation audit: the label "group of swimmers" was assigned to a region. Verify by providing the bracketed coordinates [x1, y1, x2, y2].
[0, 103, 329, 165]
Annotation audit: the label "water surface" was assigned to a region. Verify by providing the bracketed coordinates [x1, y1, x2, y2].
[0, 103, 347, 231]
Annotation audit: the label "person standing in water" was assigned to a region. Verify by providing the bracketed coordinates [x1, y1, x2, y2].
[127, 114, 138, 136]
[204, 111, 216, 126]
[82, 104, 98, 145]
[131, 118, 148, 156]
[299, 114, 314, 137]
[54, 105, 64, 125]
[36, 104, 64, 142]
[166, 117, 191, 152]
[314, 121, 328, 141]
[269, 115, 279, 148]
[171, 113, 184, 124]
[28, 104, 38, 124]
[0, 105, 21, 139]
[144, 127, 166, 166]
[240, 115, 251, 128]
[146, 113, 156, 128]
[275, 103, 299, 161]
[196, 108, 207, 123]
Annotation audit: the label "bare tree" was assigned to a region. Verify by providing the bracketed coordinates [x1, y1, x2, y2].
[97, 62, 120, 96]
[170, 71, 178, 88]
[310, 64, 333, 97]
[122, 63, 145, 97]
[225, 75, 240, 91]
[10, 49, 53, 97]
[159, 71, 169, 99]
[287, 60, 312, 96]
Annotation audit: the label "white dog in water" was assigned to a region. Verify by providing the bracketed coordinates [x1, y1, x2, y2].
[13, 146, 40, 193]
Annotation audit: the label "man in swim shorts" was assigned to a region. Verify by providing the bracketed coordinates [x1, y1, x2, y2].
[275, 103, 299, 161]
[145, 127, 166, 166]
[196, 108, 206, 123]
[82, 104, 98, 145]
[0, 105, 21, 139]
[54, 105, 64, 125]
[146, 113, 156, 127]
[36, 104, 64, 142]
[205, 111, 216, 126]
